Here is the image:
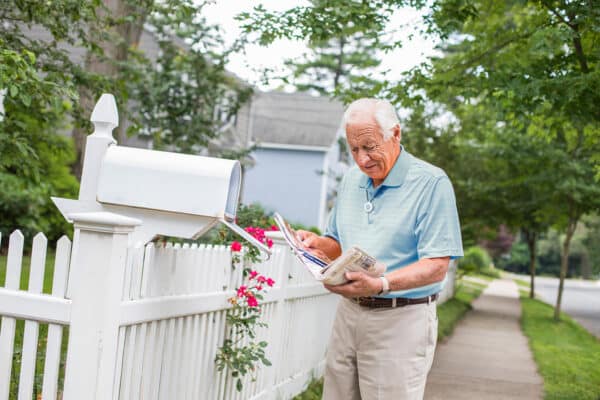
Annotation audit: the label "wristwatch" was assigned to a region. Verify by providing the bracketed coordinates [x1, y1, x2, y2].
[378, 276, 390, 296]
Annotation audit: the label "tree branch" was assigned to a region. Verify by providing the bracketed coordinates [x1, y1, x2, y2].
[540, 1, 576, 29]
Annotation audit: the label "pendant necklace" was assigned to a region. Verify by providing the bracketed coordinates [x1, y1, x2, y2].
[364, 190, 374, 214]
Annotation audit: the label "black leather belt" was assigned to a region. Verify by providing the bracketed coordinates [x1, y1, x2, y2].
[353, 293, 438, 308]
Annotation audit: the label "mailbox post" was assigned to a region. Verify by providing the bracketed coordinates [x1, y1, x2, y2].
[53, 93, 272, 400]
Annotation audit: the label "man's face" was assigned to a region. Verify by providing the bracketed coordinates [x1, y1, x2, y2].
[345, 115, 400, 186]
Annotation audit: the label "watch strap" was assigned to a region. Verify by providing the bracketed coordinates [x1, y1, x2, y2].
[378, 276, 390, 296]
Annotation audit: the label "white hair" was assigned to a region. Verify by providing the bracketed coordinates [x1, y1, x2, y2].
[340, 98, 400, 140]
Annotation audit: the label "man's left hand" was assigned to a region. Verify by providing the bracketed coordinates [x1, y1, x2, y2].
[324, 271, 383, 298]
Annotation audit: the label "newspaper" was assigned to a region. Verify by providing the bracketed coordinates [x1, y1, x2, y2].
[273, 212, 384, 285]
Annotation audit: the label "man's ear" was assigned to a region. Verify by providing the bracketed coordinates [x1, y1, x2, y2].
[393, 124, 401, 142]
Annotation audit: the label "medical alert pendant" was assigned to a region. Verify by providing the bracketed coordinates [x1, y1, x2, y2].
[364, 201, 374, 213]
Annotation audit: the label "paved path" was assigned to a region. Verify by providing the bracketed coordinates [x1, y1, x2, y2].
[424, 279, 544, 400]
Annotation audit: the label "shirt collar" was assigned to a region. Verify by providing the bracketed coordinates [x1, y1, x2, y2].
[359, 145, 411, 189]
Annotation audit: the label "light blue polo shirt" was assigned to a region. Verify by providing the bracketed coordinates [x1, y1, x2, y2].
[325, 146, 463, 299]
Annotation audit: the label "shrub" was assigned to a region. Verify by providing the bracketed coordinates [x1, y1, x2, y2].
[459, 246, 492, 274]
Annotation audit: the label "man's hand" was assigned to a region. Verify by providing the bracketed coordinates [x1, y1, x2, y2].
[296, 230, 341, 261]
[324, 271, 383, 298]
[296, 230, 319, 249]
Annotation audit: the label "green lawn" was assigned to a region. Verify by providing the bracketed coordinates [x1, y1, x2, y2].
[0, 252, 57, 294]
[515, 278, 531, 289]
[520, 296, 600, 400]
[293, 278, 488, 400]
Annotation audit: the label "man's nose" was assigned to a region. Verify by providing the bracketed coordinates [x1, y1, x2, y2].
[357, 151, 370, 166]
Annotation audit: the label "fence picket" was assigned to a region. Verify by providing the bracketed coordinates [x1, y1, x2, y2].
[40, 236, 70, 400]
[149, 320, 167, 399]
[191, 313, 208, 399]
[140, 321, 157, 400]
[0, 230, 24, 400]
[18, 233, 47, 400]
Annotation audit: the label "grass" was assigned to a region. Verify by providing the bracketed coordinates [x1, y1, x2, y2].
[520, 295, 600, 400]
[515, 278, 531, 289]
[293, 377, 324, 400]
[293, 277, 489, 399]
[0, 251, 68, 399]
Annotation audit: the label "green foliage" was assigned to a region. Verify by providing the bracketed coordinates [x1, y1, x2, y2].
[128, 1, 253, 155]
[0, 45, 78, 242]
[281, 0, 382, 99]
[520, 296, 600, 400]
[215, 274, 273, 392]
[496, 241, 530, 274]
[293, 378, 324, 400]
[458, 246, 491, 274]
[478, 267, 501, 279]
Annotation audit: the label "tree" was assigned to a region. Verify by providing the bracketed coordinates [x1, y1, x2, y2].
[410, 0, 600, 320]
[3, 0, 252, 177]
[283, 1, 382, 98]
[239, 0, 600, 318]
[72, 0, 252, 170]
[1, 0, 251, 238]
[0, 43, 79, 243]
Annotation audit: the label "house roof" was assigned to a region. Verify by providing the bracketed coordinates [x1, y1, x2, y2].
[250, 91, 344, 149]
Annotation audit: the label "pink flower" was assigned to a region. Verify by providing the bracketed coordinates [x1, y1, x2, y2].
[231, 241, 242, 252]
[236, 285, 247, 298]
[256, 285, 263, 291]
[266, 238, 273, 248]
[249, 270, 258, 280]
[266, 278, 275, 287]
[257, 276, 266, 284]
[270, 225, 279, 231]
[246, 294, 259, 307]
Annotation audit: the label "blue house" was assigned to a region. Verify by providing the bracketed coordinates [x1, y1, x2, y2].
[236, 91, 348, 230]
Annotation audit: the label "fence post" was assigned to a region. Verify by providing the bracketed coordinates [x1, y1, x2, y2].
[62, 211, 141, 400]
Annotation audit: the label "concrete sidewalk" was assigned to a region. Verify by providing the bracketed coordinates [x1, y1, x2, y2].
[424, 279, 544, 400]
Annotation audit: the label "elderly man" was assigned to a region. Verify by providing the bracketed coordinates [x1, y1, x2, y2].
[298, 98, 463, 399]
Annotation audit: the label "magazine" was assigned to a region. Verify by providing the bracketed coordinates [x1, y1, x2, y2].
[273, 212, 384, 285]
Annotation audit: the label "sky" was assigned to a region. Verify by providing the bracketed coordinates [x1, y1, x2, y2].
[203, 1, 440, 92]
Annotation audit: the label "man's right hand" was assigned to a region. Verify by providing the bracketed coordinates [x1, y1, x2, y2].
[296, 230, 342, 261]
[296, 230, 320, 249]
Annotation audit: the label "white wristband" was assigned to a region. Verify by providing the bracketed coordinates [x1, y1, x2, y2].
[378, 276, 390, 296]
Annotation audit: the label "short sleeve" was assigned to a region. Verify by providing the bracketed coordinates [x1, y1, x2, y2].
[415, 176, 463, 260]
[324, 203, 339, 242]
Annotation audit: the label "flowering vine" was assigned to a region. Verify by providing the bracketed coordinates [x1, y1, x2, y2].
[215, 225, 277, 391]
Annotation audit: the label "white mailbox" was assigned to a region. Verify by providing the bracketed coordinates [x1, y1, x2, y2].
[53, 93, 271, 256]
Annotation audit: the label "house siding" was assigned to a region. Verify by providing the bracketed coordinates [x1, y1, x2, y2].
[242, 147, 326, 229]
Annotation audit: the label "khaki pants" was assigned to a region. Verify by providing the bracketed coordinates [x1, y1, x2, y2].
[323, 298, 437, 400]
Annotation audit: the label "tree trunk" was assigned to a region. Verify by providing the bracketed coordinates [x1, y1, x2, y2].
[554, 218, 578, 321]
[333, 36, 345, 90]
[71, 0, 147, 179]
[524, 229, 537, 299]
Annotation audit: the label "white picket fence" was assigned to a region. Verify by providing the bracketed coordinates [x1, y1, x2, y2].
[0, 222, 337, 400]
